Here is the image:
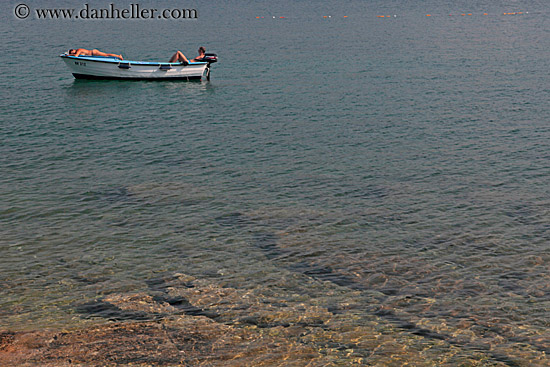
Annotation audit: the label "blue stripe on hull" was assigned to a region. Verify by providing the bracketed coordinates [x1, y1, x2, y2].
[72, 73, 202, 81]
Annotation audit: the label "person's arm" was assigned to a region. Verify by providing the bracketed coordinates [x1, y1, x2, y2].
[74, 49, 86, 57]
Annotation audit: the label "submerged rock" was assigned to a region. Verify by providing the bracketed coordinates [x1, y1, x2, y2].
[0, 316, 349, 367]
[2, 272, 548, 366]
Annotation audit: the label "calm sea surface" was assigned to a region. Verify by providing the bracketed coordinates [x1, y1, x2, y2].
[1, 0, 549, 364]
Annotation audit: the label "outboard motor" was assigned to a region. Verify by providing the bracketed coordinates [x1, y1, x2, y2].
[202, 53, 217, 80]
[203, 53, 218, 64]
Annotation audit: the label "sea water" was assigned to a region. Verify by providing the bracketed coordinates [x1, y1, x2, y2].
[1, 0, 549, 364]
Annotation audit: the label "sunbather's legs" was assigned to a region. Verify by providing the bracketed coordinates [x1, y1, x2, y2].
[169, 51, 189, 63]
[93, 49, 123, 60]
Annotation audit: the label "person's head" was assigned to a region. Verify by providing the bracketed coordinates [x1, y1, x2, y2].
[68, 49, 76, 55]
[198, 46, 206, 55]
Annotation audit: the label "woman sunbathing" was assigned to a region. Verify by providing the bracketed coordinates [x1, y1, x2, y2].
[68, 48, 123, 60]
[168, 46, 206, 64]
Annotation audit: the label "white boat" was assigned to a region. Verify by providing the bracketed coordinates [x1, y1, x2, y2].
[60, 53, 217, 81]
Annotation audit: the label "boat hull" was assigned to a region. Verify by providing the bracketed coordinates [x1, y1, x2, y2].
[71, 73, 202, 81]
[61, 55, 208, 80]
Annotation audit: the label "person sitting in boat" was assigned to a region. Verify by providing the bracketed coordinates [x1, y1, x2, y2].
[168, 46, 206, 64]
[68, 48, 123, 60]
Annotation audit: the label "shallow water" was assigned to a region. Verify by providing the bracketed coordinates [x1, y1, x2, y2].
[1, 0, 549, 364]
